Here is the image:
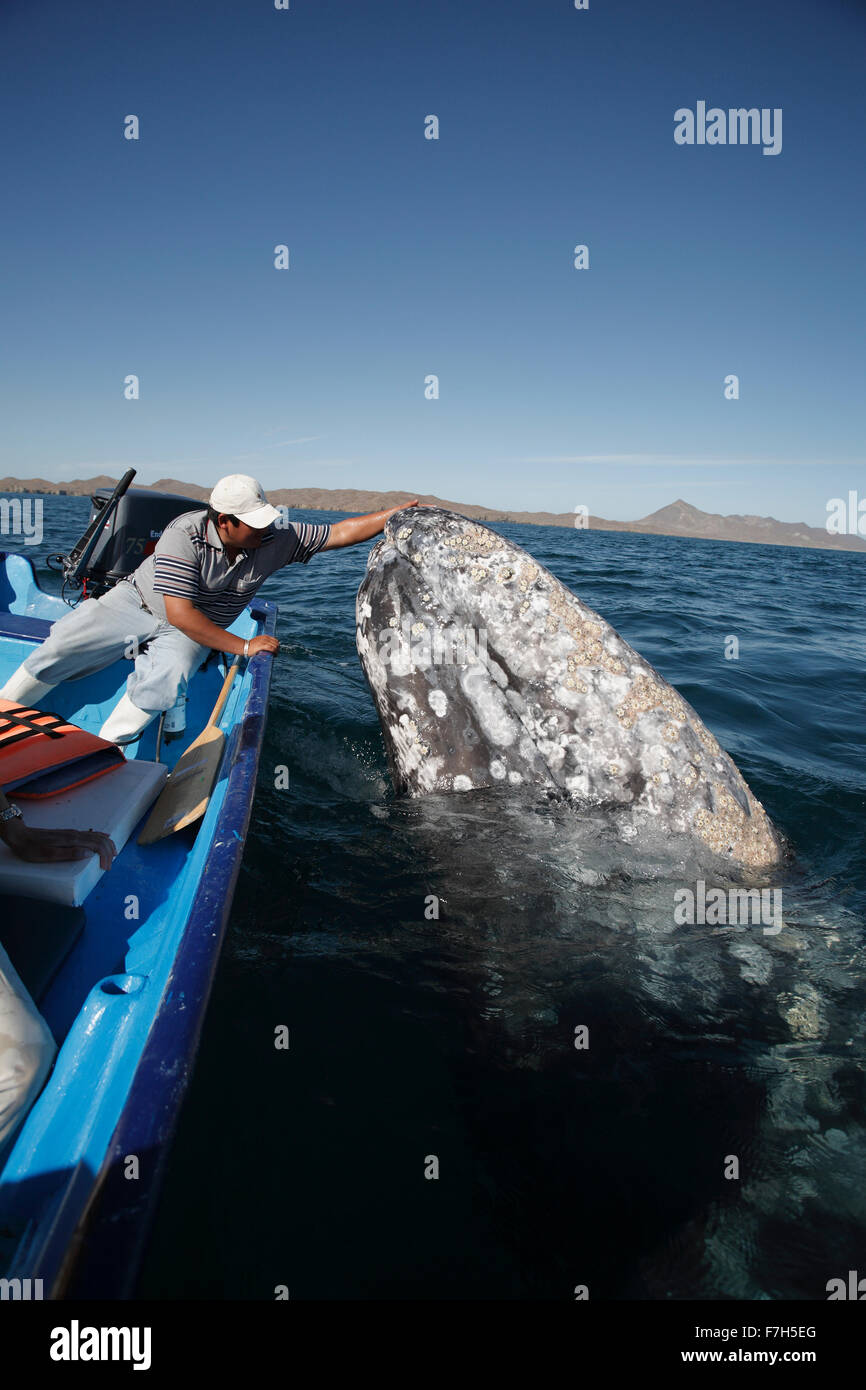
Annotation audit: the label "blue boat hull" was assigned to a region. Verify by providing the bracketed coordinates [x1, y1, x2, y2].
[0, 551, 276, 1297]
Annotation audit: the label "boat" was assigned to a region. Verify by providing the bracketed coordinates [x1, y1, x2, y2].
[0, 476, 276, 1298]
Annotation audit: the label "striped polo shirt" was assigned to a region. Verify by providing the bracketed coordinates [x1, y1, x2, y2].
[128, 509, 332, 626]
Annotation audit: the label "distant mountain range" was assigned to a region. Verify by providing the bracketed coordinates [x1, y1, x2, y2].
[1, 476, 863, 553]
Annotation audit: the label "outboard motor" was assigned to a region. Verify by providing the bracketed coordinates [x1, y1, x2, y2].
[49, 470, 200, 601]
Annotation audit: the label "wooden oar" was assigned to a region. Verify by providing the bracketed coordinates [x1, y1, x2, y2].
[137, 661, 241, 845]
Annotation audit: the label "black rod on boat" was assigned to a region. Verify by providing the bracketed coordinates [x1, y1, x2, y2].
[65, 468, 137, 583]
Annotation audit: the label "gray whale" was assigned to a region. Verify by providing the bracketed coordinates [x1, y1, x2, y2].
[355, 507, 784, 870]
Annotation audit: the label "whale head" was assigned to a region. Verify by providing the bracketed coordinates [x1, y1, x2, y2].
[356, 507, 785, 871]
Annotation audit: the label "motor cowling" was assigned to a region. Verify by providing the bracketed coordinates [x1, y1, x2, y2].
[72, 487, 201, 595]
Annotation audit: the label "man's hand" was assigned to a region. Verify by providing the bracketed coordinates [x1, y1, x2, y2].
[1, 820, 116, 869]
[248, 635, 279, 657]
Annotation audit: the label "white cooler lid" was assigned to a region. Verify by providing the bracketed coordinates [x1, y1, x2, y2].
[0, 759, 168, 906]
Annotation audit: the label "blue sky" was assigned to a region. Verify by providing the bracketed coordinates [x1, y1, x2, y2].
[1, 0, 863, 523]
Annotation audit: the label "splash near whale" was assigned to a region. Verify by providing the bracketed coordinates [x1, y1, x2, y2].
[355, 507, 784, 870]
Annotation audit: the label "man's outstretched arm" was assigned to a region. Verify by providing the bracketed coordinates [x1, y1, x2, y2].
[320, 500, 419, 550]
[162, 597, 279, 657]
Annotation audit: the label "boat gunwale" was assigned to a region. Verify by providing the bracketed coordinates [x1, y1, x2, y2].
[56, 595, 278, 1299]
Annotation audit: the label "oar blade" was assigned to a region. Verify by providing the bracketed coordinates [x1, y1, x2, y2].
[137, 726, 226, 845]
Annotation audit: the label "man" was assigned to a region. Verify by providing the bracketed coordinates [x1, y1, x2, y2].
[0, 475, 419, 743]
[0, 790, 115, 1155]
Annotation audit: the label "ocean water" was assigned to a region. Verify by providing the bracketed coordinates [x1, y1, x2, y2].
[12, 497, 866, 1300]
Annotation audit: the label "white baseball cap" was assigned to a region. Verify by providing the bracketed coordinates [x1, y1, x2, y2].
[209, 475, 281, 529]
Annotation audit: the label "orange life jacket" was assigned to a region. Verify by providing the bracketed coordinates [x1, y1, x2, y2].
[0, 699, 125, 798]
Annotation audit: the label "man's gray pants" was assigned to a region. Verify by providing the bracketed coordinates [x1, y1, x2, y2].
[20, 580, 209, 714]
